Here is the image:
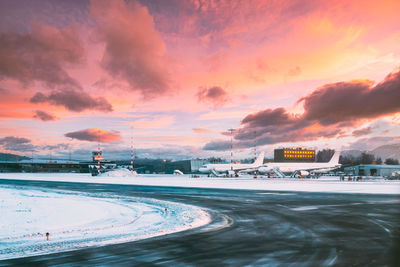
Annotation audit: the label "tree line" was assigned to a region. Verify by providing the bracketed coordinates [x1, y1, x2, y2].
[317, 149, 399, 165]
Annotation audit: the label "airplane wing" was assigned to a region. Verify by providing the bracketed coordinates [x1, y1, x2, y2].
[237, 167, 260, 173]
[298, 165, 341, 173]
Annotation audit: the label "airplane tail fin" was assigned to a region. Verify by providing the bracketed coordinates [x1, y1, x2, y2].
[328, 150, 341, 165]
[254, 151, 265, 166]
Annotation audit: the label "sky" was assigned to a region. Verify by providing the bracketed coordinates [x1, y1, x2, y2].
[0, 0, 400, 161]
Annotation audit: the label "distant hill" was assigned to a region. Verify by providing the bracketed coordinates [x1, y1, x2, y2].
[371, 143, 400, 160]
[341, 150, 363, 158]
[0, 152, 30, 162]
[341, 143, 400, 161]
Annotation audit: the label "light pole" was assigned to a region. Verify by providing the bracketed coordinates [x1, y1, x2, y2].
[254, 130, 257, 162]
[254, 130, 257, 179]
[97, 143, 100, 173]
[228, 128, 235, 172]
[130, 126, 134, 172]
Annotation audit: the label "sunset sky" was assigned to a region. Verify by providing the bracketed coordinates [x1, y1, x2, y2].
[1, 0, 400, 160]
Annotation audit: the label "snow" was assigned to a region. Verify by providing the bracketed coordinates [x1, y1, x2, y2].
[0, 185, 211, 260]
[98, 168, 136, 177]
[0, 173, 399, 194]
[1, 173, 398, 259]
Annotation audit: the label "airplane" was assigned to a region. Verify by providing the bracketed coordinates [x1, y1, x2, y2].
[258, 151, 341, 177]
[199, 151, 265, 176]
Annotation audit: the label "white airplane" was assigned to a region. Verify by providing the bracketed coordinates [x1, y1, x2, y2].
[258, 151, 341, 177]
[199, 151, 265, 176]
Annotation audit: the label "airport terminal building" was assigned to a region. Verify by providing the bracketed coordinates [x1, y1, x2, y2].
[274, 148, 315, 162]
[0, 159, 86, 173]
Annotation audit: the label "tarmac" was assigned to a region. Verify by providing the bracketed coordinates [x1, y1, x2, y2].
[1, 179, 399, 266]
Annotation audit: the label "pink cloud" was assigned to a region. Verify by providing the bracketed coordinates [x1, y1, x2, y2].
[0, 23, 84, 89]
[90, 0, 171, 98]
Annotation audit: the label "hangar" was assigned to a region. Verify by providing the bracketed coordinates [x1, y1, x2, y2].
[344, 164, 400, 177]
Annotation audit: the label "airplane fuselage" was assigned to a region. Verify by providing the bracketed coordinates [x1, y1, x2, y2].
[259, 162, 340, 173]
[199, 151, 265, 174]
[199, 163, 258, 173]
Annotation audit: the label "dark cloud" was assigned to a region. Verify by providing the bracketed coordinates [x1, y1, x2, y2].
[230, 107, 325, 146]
[0, 136, 69, 153]
[0, 136, 30, 145]
[41, 143, 70, 151]
[204, 68, 400, 150]
[65, 128, 121, 143]
[352, 127, 373, 137]
[203, 140, 231, 151]
[0, 23, 84, 89]
[197, 86, 229, 107]
[91, 0, 171, 98]
[300, 69, 400, 125]
[33, 110, 56, 121]
[0, 136, 35, 151]
[241, 108, 299, 128]
[347, 136, 400, 151]
[30, 89, 113, 112]
[203, 122, 341, 151]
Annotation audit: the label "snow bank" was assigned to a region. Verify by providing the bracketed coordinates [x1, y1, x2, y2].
[98, 168, 136, 177]
[0, 173, 399, 194]
[0, 185, 211, 260]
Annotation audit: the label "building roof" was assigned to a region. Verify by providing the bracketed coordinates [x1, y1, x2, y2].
[0, 159, 81, 164]
[347, 164, 400, 168]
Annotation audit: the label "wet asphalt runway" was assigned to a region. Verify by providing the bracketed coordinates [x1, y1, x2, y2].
[1, 179, 399, 266]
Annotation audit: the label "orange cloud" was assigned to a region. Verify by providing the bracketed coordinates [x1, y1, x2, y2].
[193, 128, 212, 133]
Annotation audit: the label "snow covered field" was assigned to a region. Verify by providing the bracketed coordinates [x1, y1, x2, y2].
[0, 172, 399, 194]
[0, 185, 211, 260]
